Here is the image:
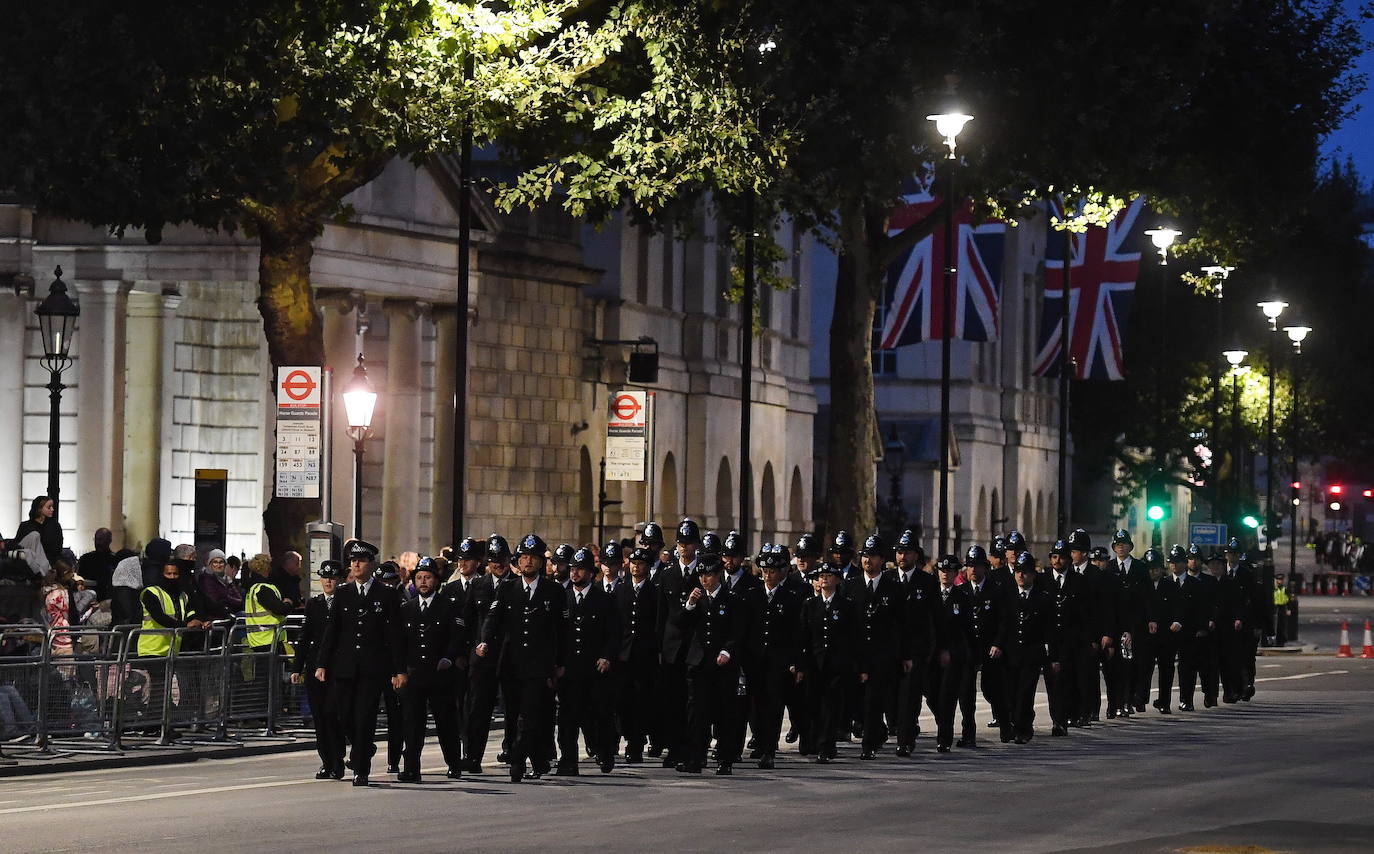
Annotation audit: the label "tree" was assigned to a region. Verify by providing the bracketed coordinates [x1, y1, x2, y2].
[669, 0, 1367, 539]
[0, 0, 774, 550]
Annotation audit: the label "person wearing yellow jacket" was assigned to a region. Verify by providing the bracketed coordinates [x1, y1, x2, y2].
[138, 557, 208, 735]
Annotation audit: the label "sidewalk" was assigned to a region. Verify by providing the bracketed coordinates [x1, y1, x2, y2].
[0, 733, 317, 777]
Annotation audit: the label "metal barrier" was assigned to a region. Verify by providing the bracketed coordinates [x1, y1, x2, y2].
[41, 628, 131, 754]
[0, 625, 43, 759]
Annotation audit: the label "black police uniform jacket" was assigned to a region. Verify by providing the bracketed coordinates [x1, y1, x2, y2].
[963, 577, 1003, 658]
[318, 580, 405, 679]
[466, 571, 512, 666]
[399, 595, 468, 684]
[656, 558, 700, 664]
[292, 591, 334, 675]
[671, 587, 747, 668]
[1176, 572, 1219, 634]
[931, 585, 975, 662]
[799, 593, 859, 674]
[742, 584, 804, 673]
[614, 576, 660, 664]
[1082, 564, 1122, 643]
[995, 587, 1053, 666]
[482, 576, 568, 679]
[843, 570, 909, 674]
[1215, 568, 1253, 630]
[1044, 569, 1088, 652]
[1146, 575, 1182, 628]
[563, 583, 621, 679]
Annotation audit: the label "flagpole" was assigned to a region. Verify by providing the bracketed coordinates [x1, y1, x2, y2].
[1057, 219, 1071, 541]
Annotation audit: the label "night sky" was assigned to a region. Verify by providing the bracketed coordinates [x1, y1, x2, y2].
[1320, 3, 1374, 185]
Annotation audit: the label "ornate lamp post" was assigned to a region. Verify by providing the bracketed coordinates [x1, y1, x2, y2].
[1257, 295, 1288, 553]
[1282, 321, 1311, 581]
[1201, 264, 1234, 522]
[341, 354, 378, 541]
[35, 266, 81, 516]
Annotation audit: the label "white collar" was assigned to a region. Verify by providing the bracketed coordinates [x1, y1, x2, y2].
[523, 577, 539, 594]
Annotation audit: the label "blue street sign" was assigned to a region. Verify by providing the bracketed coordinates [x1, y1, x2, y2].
[1189, 523, 1227, 547]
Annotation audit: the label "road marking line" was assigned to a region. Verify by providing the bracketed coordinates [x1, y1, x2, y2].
[1254, 670, 1348, 682]
[0, 778, 316, 816]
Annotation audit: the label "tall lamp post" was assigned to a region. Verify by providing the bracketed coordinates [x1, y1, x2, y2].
[1143, 225, 1181, 458]
[1257, 294, 1288, 555]
[926, 104, 972, 557]
[35, 267, 81, 516]
[1282, 321, 1311, 583]
[342, 354, 378, 541]
[1222, 347, 1249, 533]
[1201, 264, 1234, 522]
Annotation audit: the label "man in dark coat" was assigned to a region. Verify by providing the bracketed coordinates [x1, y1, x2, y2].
[291, 560, 344, 779]
[461, 534, 514, 772]
[799, 559, 859, 763]
[930, 556, 973, 752]
[843, 533, 909, 759]
[892, 530, 934, 756]
[997, 552, 1052, 744]
[614, 546, 660, 763]
[742, 543, 804, 769]
[1043, 539, 1088, 736]
[654, 519, 702, 767]
[477, 533, 567, 783]
[314, 540, 405, 787]
[396, 557, 467, 782]
[555, 547, 621, 775]
[958, 545, 1005, 747]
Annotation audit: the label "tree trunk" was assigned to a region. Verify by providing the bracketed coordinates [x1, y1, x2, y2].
[824, 203, 884, 537]
[256, 219, 326, 556]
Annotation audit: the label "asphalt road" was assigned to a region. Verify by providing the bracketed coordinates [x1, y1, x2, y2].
[5, 654, 1372, 854]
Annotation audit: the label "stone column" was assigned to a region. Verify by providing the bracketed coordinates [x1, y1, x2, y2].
[381, 300, 424, 555]
[123, 289, 180, 548]
[319, 290, 362, 530]
[76, 280, 130, 546]
[0, 291, 26, 523]
[430, 305, 457, 551]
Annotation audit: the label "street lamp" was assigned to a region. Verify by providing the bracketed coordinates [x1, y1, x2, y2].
[1256, 295, 1286, 554]
[342, 354, 378, 541]
[1282, 321, 1313, 585]
[1143, 226, 1182, 264]
[1202, 264, 1234, 522]
[883, 426, 907, 537]
[35, 266, 80, 516]
[1224, 350, 1249, 533]
[926, 102, 971, 556]
[1144, 223, 1182, 466]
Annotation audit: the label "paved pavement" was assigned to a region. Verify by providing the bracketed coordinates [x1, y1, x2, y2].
[4, 654, 1372, 853]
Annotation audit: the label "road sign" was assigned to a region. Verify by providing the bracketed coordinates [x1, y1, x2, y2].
[1189, 523, 1228, 547]
[606, 390, 649, 481]
[275, 366, 323, 499]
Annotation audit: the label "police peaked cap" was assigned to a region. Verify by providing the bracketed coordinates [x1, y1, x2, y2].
[628, 546, 655, 564]
[935, 554, 961, 574]
[346, 539, 380, 562]
[373, 561, 401, 582]
[1089, 546, 1110, 562]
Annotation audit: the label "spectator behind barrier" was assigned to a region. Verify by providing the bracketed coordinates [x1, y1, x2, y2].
[197, 549, 244, 619]
[12, 495, 63, 564]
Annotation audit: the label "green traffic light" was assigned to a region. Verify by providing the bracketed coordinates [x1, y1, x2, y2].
[1242, 515, 1260, 529]
[1147, 505, 1165, 521]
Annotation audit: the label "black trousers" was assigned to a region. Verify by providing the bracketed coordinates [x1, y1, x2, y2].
[749, 664, 793, 756]
[657, 659, 689, 759]
[1178, 632, 1214, 704]
[1000, 658, 1042, 739]
[1079, 642, 1102, 720]
[328, 675, 385, 777]
[805, 665, 849, 757]
[959, 656, 1006, 742]
[616, 657, 656, 757]
[402, 675, 460, 773]
[1045, 643, 1081, 727]
[895, 656, 927, 749]
[860, 667, 898, 751]
[930, 654, 965, 747]
[1218, 627, 1247, 700]
[306, 674, 344, 772]
[1129, 632, 1156, 708]
[557, 674, 615, 768]
[501, 674, 553, 773]
[382, 683, 404, 767]
[785, 673, 809, 746]
[1101, 645, 1127, 713]
[464, 664, 501, 764]
[684, 661, 740, 766]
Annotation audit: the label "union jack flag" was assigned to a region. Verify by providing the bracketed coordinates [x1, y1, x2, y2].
[877, 182, 1006, 348]
[1031, 196, 1145, 380]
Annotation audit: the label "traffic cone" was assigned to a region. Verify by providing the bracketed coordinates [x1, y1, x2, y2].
[1361, 621, 1374, 659]
[1337, 621, 1353, 657]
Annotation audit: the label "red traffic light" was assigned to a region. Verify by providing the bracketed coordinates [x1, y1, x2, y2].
[1291, 481, 1302, 490]
[1329, 485, 1343, 495]
[1364, 489, 1373, 499]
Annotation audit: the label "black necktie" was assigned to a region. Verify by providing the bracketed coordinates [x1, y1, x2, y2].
[576, 591, 584, 606]
[420, 599, 428, 613]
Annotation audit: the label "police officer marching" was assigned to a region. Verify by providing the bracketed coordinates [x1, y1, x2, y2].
[396, 557, 467, 782]
[997, 552, 1052, 744]
[743, 543, 804, 769]
[292, 559, 343, 779]
[798, 559, 858, 763]
[556, 546, 621, 776]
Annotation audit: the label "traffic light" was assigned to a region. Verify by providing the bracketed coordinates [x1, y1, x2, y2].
[1242, 515, 1260, 529]
[1329, 484, 1343, 496]
[1363, 489, 1373, 499]
[1145, 472, 1171, 523]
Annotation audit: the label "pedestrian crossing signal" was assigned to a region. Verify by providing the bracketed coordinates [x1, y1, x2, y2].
[1145, 472, 1170, 523]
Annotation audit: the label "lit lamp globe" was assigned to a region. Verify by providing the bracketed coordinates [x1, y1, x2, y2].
[342, 354, 378, 441]
[1222, 348, 1249, 369]
[926, 111, 972, 158]
[1257, 296, 1288, 330]
[1282, 323, 1312, 354]
[1143, 226, 1182, 264]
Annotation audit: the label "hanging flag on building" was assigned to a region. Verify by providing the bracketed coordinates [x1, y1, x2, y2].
[1031, 196, 1146, 381]
[877, 181, 1006, 348]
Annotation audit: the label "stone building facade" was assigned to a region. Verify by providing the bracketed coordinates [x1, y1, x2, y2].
[0, 158, 816, 562]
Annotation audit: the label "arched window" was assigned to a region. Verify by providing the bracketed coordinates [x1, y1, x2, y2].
[715, 457, 735, 531]
[659, 452, 679, 522]
[761, 462, 777, 542]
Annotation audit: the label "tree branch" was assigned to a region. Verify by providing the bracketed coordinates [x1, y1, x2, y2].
[875, 195, 948, 270]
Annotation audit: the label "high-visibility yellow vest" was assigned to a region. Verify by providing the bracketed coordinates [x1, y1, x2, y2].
[1274, 587, 1290, 606]
[138, 586, 187, 657]
[245, 581, 286, 649]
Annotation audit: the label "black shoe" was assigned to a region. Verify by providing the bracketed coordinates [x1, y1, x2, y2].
[1091, 714, 1101, 722]
[746, 736, 757, 750]
[1014, 735, 1029, 745]
[1106, 709, 1117, 719]
[1119, 707, 1132, 718]
[676, 762, 702, 774]
[757, 755, 774, 770]
[1178, 702, 1195, 712]
[397, 770, 421, 783]
[315, 767, 333, 780]
[1204, 697, 1217, 708]
[553, 764, 579, 776]
[815, 754, 831, 765]
[1222, 694, 1238, 704]
[626, 752, 643, 764]
[1051, 725, 1068, 737]
[463, 759, 483, 774]
[936, 744, 951, 753]
[1135, 703, 1147, 713]
[497, 751, 510, 764]
[600, 759, 615, 774]
[1000, 733, 1013, 744]
[446, 768, 462, 779]
[661, 753, 676, 768]
[510, 760, 525, 783]
[646, 745, 663, 758]
[859, 750, 876, 760]
[715, 764, 733, 776]
[986, 719, 1000, 728]
[344, 758, 353, 770]
[352, 774, 369, 787]
[386, 764, 400, 775]
[749, 748, 764, 759]
[895, 745, 912, 758]
[784, 729, 799, 744]
[1243, 686, 1255, 700]
[956, 738, 975, 748]
[329, 766, 346, 780]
